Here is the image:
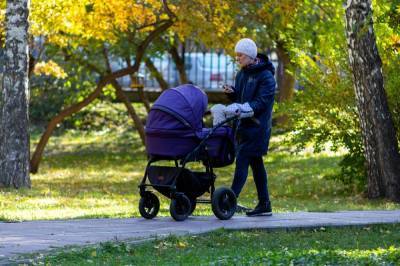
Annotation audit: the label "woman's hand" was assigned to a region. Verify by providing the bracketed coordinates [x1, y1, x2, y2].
[222, 84, 234, 93]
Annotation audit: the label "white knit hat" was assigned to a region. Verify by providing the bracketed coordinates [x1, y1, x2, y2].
[235, 38, 257, 59]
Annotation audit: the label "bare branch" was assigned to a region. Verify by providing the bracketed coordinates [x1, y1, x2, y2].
[137, 20, 170, 30]
[162, 0, 177, 19]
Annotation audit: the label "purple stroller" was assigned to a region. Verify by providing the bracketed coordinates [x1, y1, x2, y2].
[139, 84, 237, 221]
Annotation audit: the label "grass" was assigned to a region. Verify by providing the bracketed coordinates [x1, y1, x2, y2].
[1, 103, 399, 264]
[26, 224, 400, 265]
[0, 101, 398, 221]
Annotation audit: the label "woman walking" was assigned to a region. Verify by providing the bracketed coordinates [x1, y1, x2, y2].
[223, 38, 276, 216]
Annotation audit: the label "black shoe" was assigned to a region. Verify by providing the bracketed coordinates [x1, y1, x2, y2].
[246, 201, 272, 216]
[236, 204, 252, 213]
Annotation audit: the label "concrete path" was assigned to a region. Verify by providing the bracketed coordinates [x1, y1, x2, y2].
[1, 210, 399, 264]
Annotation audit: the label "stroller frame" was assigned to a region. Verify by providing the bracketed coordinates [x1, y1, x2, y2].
[138, 117, 237, 221]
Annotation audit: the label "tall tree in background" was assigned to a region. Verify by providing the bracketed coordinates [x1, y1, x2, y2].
[345, 0, 400, 201]
[0, 0, 31, 188]
[28, 0, 175, 173]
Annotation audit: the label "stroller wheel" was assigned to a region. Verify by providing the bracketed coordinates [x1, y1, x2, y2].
[170, 194, 191, 221]
[139, 191, 160, 219]
[212, 187, 237, 220]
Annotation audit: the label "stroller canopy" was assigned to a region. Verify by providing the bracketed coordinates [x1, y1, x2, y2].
[145, 84, 234, 160]
[146, 84, 208, 132]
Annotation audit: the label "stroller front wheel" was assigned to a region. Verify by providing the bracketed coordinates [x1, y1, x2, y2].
[139, 191, 160, 219]
[212, 187, 237, 220]
[170, 194, 191, 221]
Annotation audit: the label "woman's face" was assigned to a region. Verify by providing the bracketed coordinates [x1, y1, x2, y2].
[235, 52, 254, 68]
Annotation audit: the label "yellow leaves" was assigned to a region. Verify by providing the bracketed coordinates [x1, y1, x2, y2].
[85, 0, 150, 38]
[2, 0, 237, 50]
[28, 0, 164, 47]
[33, 60, 68, 79]
[176, 241, 187, 249]
[0, 8, 4, 44]
[30, 0, 90, 45]
[2, 0, 238, 50]
[390, 33, 400, 43]
[259, 0, 299, 28]
[155, 239, 188, 250]
[170, 0, 237, 48]
[0, 0, 5, 37]
[389, 33, 400, 53]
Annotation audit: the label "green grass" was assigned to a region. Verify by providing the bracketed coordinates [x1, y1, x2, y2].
[28, 224, 400, 265]
[0, 122, 398, 221]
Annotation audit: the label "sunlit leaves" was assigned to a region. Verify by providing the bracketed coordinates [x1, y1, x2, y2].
[171, 0, 237, 50]
[0, 0, 164, 47]
[34, 60, 68, 78]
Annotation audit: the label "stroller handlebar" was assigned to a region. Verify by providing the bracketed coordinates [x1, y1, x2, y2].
[211, 116, 260, 130]
[211, 116, 238, 130]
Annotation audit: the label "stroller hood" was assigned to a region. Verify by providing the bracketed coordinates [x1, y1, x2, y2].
[146, 84, 208, 132]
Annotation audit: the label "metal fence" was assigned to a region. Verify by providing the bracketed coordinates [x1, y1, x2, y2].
[116, 49, 239, 91]
[0, 44, 277, 92]
[117, 48, 278, 91]
[143, 51, 237, 90]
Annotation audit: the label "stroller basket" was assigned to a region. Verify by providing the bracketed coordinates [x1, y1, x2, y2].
[147, 166, 212, 198]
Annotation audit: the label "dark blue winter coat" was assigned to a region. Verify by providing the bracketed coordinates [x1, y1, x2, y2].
[227, 53, 276, 156]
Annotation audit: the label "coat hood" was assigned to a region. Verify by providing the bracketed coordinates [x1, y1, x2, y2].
[243, 53, 275, 75]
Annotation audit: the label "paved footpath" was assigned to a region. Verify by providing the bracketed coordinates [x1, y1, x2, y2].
[1, 210, 399, 263]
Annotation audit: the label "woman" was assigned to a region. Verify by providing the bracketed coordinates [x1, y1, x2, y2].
[224, 38, 276, 216]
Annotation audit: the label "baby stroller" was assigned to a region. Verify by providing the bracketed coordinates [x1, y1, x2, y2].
[138, 84, 237, 221]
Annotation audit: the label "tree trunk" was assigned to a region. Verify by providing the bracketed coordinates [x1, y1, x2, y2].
[345, 0, 400, 201]
[169, 44, 188, 84]
[145, 58, 169, 91]
[124, 57, 151, 112]
[0, 0, 31, 188]
[275, 42, 295, 126]
[111, 81, 146, 145]
[137, 85, 151, 113]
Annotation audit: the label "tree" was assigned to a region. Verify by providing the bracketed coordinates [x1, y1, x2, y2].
[23, 0, 238, 173]
[345, 0, 400, 201]
[0, 0, 31, 188]
[29, 0, 175, 173]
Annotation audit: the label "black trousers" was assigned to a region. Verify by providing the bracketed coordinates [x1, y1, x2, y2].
[231, 153, 270, 203]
